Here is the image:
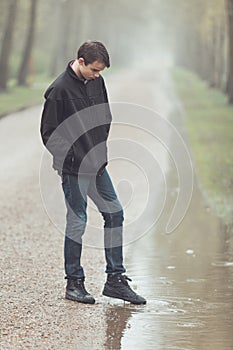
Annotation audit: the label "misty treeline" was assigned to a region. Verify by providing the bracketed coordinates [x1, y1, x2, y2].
[0, 0, 233, 103]
[171, 0, 233, 103]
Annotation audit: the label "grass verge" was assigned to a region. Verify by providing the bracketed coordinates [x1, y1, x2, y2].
[172, 67, 233, 229]
[0, 76, 51, 118]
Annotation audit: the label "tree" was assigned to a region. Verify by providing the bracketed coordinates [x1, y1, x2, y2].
[17, 0, 38, 86]
[49, 0, 76, 77]
[0, 0, 18, 91]
[169, 0, 228, 96]
[226, 0, 233, 103]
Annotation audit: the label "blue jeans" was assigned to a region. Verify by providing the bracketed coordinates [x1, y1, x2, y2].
[61, 169, 126, 279]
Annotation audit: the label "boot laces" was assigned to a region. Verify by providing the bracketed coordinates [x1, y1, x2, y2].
[119, 275, 140, 298]
[119, 275, 132, 285]
[76, 279, 88, 294]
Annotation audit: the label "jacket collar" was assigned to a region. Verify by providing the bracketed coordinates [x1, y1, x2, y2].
[66, 60, 87, 84]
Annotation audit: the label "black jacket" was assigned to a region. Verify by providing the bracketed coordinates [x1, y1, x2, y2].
[40, 62, 112, 175]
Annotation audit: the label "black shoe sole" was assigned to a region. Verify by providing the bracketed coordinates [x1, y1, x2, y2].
[66, 292, 95, 304]
[102, 289, 146, 305]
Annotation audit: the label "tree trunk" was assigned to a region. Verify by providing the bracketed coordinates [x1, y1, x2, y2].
[0, 0, 18, 91]
[208, 21, 218, 88]
[49, 0, 75, 77]
[215, 15, 226, 90]
[226, 0, 233, 103]
[17, 0, 38, 86]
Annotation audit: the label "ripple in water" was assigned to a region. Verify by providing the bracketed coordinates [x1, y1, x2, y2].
[176, 322, 205, 328]
[211, 261, 233, 267]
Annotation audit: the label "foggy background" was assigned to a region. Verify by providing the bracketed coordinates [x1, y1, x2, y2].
[0, 0, 232, 103]
[1, 2, 233, 349]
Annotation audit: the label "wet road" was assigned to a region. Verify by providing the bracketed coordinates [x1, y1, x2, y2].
[1, 60, 233, 350]
[105, 183, 233, 350]
[102, 62, 233, 350]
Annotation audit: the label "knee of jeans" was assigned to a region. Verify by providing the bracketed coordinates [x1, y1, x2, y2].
[103, 210, 124, 228]
[67, 210, 87, 224]
[66, 212, 87, 241]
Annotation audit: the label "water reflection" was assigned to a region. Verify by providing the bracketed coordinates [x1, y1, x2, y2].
[119, 182, 233, 350]
[100, 65, 233, 350]
[103, 303, 145, 350]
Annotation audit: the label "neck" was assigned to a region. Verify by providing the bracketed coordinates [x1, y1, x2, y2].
[71, 59, 84, 80]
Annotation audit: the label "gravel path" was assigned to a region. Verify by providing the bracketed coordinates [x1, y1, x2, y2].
[0, 105, 112, 350]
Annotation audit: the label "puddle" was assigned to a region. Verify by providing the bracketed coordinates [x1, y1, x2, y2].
[101, 65, 233, 350]
[101, 179, 233, 350]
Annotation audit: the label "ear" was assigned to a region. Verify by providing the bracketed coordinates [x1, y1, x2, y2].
[78, 57, 85, 66]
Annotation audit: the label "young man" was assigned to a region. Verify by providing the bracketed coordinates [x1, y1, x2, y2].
[40, 40, 146, 305]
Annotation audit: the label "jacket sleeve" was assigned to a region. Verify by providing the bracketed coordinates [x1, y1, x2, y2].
[40, 98, 72, 159]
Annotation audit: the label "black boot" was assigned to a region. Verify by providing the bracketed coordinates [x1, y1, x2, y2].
[66, 278, 95, 304]
[102, 274, 146, 305]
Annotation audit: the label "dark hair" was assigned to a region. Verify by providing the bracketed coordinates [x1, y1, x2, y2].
[77, 40, 110, 68]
